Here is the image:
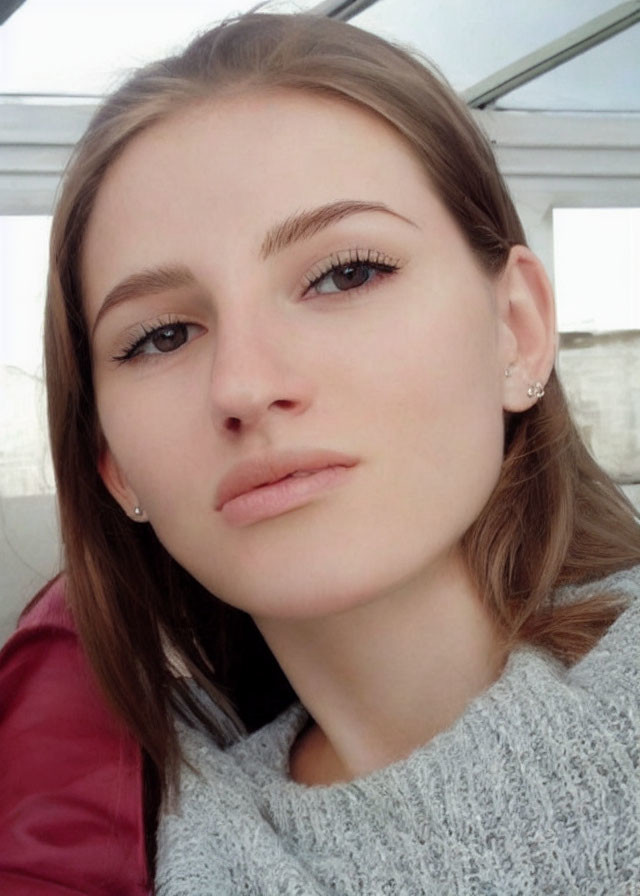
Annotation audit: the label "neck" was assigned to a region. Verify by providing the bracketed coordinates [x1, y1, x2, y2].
[254, 550, 507, 785]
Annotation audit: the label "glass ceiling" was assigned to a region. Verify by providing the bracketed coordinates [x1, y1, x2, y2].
[0, 0, 319, 97]
[352, 0, 640, 112]
[0, 0, 638, 111]
[493, 25, 640, 113]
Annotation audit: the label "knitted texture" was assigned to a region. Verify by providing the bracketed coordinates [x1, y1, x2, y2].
[156, 567, 640, 895]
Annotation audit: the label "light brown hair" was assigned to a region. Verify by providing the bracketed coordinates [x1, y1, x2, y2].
[44, 12, 640, 788]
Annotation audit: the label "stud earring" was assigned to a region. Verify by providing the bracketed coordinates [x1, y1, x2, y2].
[527, 381, 545, 400]
[133, 506, 145, 520]
[504, 364, 514, 378]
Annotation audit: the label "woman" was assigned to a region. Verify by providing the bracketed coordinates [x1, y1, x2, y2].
[2, 11, 640, 894]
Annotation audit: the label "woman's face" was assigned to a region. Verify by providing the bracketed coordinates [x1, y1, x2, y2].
[83, 90, 514, 619]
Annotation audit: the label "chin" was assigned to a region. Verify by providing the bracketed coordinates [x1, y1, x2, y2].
[207, 542, 449, 622]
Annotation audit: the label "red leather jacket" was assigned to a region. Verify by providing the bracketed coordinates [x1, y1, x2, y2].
[0, 578, 151, 895]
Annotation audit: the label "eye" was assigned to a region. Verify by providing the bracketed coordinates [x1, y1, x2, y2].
[305, 250, 400, 297]
[112, 319, 203, 364]
[315, 263, 377, 293]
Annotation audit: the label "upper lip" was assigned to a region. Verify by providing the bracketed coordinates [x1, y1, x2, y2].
[215, 449, 358, 510]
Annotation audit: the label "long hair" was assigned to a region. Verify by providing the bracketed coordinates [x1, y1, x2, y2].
[44, 12, 640, 786]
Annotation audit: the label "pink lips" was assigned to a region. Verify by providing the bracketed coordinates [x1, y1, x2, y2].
[215, 450, 358, 526]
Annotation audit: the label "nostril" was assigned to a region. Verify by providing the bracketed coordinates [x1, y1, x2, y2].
[271, 399, 296, 411]
[224, 417, 242, 432]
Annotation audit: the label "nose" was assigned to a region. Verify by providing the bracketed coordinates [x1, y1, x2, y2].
[209, 314, 313, 436]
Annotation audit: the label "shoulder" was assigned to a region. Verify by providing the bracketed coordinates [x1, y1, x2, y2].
[0, 576, 133, 752]
[565, 564, 640, 703]
[554, 562, 640, 607]
[15, 574, 74, 630]
[0, 577, 151, 895]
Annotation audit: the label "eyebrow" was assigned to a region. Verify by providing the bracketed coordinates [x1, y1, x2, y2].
[91, 264, 196, 338]
[260, 199, 417, 259]
[91, 200, 417, 336]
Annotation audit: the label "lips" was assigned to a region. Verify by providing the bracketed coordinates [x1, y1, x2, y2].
[215, 449, 358, 519]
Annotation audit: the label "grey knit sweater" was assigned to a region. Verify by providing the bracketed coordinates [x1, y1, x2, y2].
[156, 567, 640, 895]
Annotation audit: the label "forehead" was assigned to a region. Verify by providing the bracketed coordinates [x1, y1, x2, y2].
[87, 88, 428, 217]
[81, 89, 436, 307]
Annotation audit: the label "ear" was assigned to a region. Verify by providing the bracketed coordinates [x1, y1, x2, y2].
[98, 445, 147, 522]
[497, 245, 557, 412]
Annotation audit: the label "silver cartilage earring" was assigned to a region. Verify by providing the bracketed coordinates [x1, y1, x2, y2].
[527, 381, 545, 400]
[504, 364, 514, 378]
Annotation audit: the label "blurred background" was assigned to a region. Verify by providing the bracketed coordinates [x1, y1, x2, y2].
[1, 0, 639, 642]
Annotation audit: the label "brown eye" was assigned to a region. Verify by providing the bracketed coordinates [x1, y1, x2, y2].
[112, 320, 204, 364]
[151, 323, 188, 352]
[314, 262, 377, 294]
[329, 264, 371, 290]
[309, 257, 399, 297]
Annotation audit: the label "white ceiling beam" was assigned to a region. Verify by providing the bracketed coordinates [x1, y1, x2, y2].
[473, 108, 640, 147]
[0, 103, 93, 214]
[464, 1, 640, 109]
[2, 104, 640, 214]
[0, 102, 94, 144]
[475, 109, 640, 210]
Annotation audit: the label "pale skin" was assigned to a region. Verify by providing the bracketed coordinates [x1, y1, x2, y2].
[83, 90, 556, 785]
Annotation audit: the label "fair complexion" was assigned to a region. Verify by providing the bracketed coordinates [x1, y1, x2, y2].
[83, 90, 555, 784]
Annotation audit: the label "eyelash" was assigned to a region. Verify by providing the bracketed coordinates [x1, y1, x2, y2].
[110, 248, 401, 364]
[111, 315, 195, 364]
[303, 248, 400, 295]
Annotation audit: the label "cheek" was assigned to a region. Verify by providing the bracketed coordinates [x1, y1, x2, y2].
[367, 290, 505, 507]
[367, 284, 502, 422]
[96, 381, 204, 512]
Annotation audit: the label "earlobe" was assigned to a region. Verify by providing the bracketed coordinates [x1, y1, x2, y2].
[497, 245, 557, 413]
[98, 446, 147, 522]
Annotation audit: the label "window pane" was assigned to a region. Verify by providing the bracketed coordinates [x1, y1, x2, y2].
[553, 208, 640, 332]
[558, 331, 640, 484]
[1, 215, 53, 497]
[554, 208, 640, 487]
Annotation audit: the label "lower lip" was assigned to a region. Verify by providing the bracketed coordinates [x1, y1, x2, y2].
[219, 465, 353, 527]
